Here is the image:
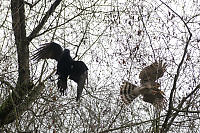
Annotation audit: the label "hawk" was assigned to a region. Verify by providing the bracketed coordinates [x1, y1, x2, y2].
[32, 42, 88, 101]
[120, 61, 166, 108]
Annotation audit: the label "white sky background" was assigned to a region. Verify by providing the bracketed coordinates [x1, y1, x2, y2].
[0, 0, 200, 132]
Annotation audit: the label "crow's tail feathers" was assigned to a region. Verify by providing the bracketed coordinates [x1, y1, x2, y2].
[76, 71, 88, 101]
[57, 77, 67, 95]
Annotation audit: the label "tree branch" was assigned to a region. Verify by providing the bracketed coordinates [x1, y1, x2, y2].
[172, 107, 200, 114]
[159, 1, 192, 132]
[24, 0, 41, 8]
[164, 84, 200, 131]
[0, 83, 45, 126]
[27, 0, 63, 42]
[0, 77, 15, 90]
[99, 115, 166, 133]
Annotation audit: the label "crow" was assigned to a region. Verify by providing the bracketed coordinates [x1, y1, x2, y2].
[32, 42, 88, 101]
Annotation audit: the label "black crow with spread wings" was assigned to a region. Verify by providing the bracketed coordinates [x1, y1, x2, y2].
[32, 42, 88, 101]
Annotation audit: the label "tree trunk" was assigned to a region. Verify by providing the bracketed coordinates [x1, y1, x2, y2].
[0, 0, 63, 126]
[0, 0, 30, 125]
[11, 0, 30, 86]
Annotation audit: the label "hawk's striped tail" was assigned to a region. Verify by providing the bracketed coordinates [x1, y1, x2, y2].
[120, 81, 139, 105]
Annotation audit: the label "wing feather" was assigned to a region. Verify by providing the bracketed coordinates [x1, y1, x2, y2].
[142, 89, 166, 109]
[32, 42, 63, 61]
[139, 60, 166, 85]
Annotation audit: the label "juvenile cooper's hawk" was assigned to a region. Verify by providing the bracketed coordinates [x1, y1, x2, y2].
[32, 42, 88, 101]
[120, 61, 166, 108]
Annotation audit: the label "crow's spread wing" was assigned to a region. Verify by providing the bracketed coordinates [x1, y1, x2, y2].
[32, 42, 63, 61]
[139, 60, 166, 85]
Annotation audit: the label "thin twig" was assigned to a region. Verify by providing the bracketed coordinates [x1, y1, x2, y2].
[159, 0, 192, 132]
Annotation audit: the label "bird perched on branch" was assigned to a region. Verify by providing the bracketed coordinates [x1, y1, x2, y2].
[120, 61, 167, 109]
[32, 42, 88, 101]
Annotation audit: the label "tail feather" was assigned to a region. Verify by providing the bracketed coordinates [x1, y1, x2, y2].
[57, 76, 67, 95]
[76, 71, 88, 101]
[120, 81, 139, 105]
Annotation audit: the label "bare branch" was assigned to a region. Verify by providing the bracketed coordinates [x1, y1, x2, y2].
[0, 83, 45, 125]
[172, 108, 200, 114]
[24, 0, 41, 8]
[0, 77, 15, 90]
[27, 0, 63, 42]
[159, 0, 193, 132]
[99, 115, 166, 133]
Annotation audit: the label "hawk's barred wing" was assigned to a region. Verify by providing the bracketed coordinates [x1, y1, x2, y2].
[139, 60, 166, 85]
[76, 71, 88, 101]
[32, 42, 63, 61]
[120, 81, 141, 105]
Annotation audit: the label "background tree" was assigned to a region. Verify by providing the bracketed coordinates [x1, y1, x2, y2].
[0, 0, 200, 132]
